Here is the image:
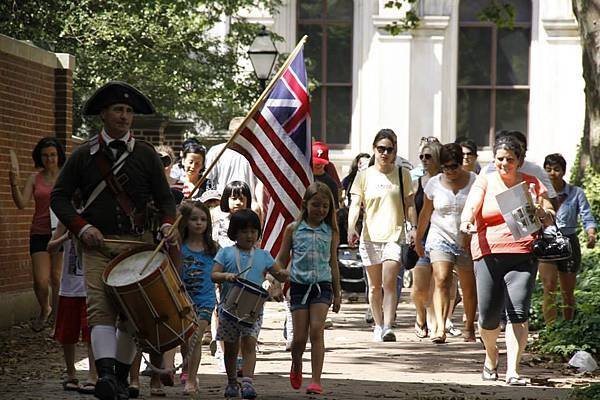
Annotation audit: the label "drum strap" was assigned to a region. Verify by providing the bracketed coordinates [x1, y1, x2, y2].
[234, 247, 255, 279]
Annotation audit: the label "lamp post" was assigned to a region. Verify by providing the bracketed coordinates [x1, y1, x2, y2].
[247, 26, 278, 91]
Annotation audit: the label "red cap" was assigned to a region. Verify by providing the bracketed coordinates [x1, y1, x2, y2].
[312, 141, 329, 165]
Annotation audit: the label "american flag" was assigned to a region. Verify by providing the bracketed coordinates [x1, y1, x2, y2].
[230, 47, 312, 256]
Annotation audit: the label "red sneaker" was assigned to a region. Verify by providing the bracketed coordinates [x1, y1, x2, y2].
[306, 383, 323, 394]
[290, 362, 302, 390]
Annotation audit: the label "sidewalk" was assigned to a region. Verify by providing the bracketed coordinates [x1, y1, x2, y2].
[0, 292, 596, 399]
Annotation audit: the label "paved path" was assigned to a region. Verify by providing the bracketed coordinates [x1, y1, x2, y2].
[0, 292, 596, 399]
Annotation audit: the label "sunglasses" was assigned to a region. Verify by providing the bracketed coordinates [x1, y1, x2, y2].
[376, 146, 395, 154]
[442, 163, 460, 172]
[420, 136, 440, 144]
[419, 154, 432, 160]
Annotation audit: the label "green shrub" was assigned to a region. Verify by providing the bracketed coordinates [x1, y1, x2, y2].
[568, 384, 600, 400]
[531, 247, 600, 358]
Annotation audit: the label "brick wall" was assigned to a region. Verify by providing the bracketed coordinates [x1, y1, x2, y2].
[0, 35, 74, 326]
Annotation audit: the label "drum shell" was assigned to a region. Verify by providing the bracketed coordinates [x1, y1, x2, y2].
[222, 278, 268, 327]
[103, 245, 196, 353]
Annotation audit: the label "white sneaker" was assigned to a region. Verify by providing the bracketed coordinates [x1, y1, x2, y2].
[372, 325, 383, 342]
[382, 328, 396, 342]
[445, 320, 462, 337]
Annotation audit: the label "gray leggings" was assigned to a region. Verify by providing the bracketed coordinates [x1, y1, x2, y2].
[474, 253, 537, 330]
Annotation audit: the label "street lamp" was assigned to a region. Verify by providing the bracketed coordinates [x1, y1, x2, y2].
[247, 26, 278, 91]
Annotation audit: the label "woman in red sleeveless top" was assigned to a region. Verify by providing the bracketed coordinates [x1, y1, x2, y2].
[9, 137, 66, 332]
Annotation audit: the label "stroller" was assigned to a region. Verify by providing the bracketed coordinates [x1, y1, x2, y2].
[336, 206, 367, 294]
[337, 244, 366, 294]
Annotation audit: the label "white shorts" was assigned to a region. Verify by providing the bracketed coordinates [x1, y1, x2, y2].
[359, 240, 402, 266]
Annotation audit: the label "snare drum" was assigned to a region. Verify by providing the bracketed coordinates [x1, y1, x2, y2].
[103, 245, 196, 354]
[222, 278, 269, 327]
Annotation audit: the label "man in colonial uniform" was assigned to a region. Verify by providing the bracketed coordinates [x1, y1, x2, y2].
[51, 81, 177, 400]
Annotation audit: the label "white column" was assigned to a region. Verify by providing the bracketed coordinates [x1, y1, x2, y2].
[528, 0, 584, 177]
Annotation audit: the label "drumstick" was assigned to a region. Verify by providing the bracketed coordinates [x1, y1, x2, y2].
[236, 266, 252, 277]
[104, 239, 148, 246]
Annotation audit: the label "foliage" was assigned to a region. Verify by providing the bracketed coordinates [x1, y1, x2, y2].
[580, 166, 600, 224]
[568, 384, 600, 400]
[383, 1, 420, 35]
[477, 1, 516, 29]
[530, 241, 600, 359]
[0, 0, 281, 135]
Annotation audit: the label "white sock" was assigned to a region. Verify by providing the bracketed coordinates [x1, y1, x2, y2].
[115, 329, 137, 364]
[91, 325, 117, 360]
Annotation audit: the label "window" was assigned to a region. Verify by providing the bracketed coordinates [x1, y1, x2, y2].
[297, 0, 353, 146]
[456, 0, 531, 147]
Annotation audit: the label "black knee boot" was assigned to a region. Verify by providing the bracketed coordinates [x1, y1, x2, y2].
[95, 358, 118, 400]
[115, 361, 131, 400]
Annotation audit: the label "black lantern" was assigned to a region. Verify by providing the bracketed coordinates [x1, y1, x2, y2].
[247, 26, 278, 91]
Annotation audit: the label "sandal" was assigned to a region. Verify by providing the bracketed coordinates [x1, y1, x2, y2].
[306, 383, 323, 394]
[506, 376, 527, 386]
[62, 378, 80, 391]
[78, 381, 95, 395]
[481, 365, 498, 381]
[151, 387, 167, 397]
[431, 333, 446, 344]
[414, 322, 428, 339]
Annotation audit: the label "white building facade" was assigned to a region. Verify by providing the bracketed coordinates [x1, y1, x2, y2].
[246, 0, 584, 176]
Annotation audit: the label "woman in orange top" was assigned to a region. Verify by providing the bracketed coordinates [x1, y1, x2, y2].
[460, 135, 554, 386]
[9, 137, 66, 332]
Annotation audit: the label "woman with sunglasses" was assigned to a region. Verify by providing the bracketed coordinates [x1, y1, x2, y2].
[459, 139, 480, 174]
[409, 139, 445, 340]
[414, 143, 477, 343]
[348, 129, 416, 342]
[460, 135, 554, 386]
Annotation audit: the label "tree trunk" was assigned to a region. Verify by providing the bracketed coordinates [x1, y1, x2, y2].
[573, 0, 600, 175]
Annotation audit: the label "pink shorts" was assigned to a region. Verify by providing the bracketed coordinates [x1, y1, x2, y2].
[54, 296, 91, 344]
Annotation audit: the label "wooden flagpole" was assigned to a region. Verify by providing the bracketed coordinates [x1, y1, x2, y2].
[139, 35, 309, 276]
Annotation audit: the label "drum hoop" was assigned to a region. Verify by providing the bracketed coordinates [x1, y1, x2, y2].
[103, 244, 169, 288]
[235, 278, 269, 298]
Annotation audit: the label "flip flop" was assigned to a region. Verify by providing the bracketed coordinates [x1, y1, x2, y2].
[414, 322, 428, 339]
[151, 387, 167, 397]
[431, 333, 446, 344]
[62, 378, 80, 391]
[306, 383, 323, 394]
[78, 382, 95, 395]
[31, 317, 46, 332]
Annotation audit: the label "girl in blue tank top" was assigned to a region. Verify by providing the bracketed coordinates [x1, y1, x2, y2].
[276, 181, 341, 395]
[178, 200, 218, 395]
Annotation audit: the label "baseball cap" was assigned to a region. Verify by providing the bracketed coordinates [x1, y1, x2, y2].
[199, 190, 221, 203]
[312, 141, 330, 165]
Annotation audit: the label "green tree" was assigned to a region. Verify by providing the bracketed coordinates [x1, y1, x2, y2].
[0, 0, 281, 135]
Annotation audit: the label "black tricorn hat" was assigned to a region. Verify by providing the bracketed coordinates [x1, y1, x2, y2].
[82, 81, 156, 115]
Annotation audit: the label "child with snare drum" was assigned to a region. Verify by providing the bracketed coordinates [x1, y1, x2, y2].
[48, 222, 97, 394]
[276, 181, 341, 395]
[177, 200, 218, 395]
[211, 209, 289, 399]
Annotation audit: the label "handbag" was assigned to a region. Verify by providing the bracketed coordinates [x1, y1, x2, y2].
[398, 167, 419, 270]
[532, 224, 572, 262]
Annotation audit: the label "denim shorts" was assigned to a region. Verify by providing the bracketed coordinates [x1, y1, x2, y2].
[289, 281, 333, 311]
